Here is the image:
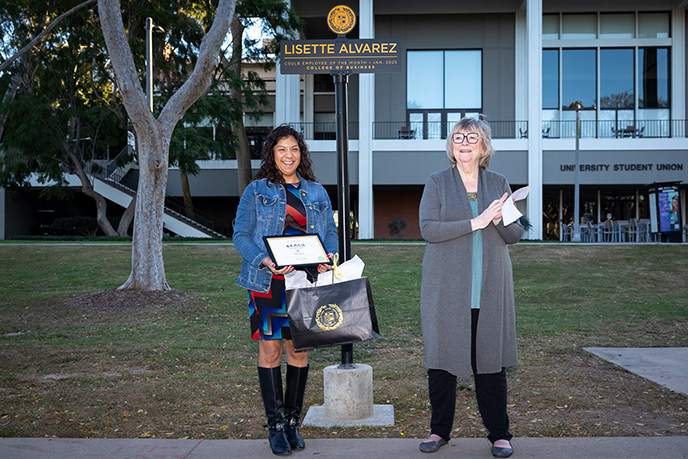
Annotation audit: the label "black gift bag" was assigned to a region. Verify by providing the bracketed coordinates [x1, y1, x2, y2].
[285, 277, 380, 352]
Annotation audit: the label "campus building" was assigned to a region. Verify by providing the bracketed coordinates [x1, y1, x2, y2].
[1, 0, 687, 240]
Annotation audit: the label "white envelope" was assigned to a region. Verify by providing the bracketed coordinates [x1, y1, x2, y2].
[502, 185, 530, 226]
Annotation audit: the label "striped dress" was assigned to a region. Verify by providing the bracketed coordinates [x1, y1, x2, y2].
[248, 182, 309, 340]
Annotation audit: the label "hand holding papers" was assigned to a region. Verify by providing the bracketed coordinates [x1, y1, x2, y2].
[502, 185, 530, 226]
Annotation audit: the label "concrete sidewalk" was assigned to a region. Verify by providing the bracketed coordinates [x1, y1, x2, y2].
[1, 437, 687, 459]
[585, 347, 688, 397]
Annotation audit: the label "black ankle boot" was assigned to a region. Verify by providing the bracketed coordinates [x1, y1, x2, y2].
[284, 364, 309, 450]
[258, 366, 292, 456]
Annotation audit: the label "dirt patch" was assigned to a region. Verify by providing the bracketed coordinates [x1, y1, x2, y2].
[62, 289, 197, 311]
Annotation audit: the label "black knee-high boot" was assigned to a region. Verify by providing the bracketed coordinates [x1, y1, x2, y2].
[258, 366, 292, 456]
[284, 364, 309, 450]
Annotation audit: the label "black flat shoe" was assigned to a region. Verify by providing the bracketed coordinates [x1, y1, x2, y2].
[491, 441, 513, 458]
[419, 438, 448, 453]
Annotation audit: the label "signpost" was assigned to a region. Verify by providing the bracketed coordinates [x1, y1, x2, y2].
[280, 5, 399, 369]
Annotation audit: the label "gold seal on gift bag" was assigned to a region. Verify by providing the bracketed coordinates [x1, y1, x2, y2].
[316, 303, 343, 331]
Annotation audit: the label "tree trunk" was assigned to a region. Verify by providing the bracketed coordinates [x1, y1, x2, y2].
[119, 130, 170, 290]
[229, 13, 252, 197]
[117, 194, 136, 236]
[234, 119, 252, 196]
[67, 151, 118, 236]
[180, 169, 195, 219]
[98, 0, 235, 290]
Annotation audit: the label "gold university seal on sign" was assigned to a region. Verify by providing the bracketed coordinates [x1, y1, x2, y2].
[327, 5, 356, 35]
[316, 303, 343, 331]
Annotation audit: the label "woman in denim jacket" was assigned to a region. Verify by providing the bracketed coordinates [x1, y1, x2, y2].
[234, 125, 338, 456]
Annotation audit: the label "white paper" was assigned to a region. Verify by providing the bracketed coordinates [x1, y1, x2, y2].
[284, 255, 365, 290]
[316, 255, 365, 285]
[502, 185, 530, 226]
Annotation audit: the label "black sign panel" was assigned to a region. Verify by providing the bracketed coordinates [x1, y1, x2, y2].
[280, 39, 401, 74]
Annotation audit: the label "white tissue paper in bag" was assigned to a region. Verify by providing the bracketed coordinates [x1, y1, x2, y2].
[316, 255, 365, 286]
[284, 255, 365, 290]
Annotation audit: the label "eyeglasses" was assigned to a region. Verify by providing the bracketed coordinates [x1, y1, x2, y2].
[452, 133, 480, 144]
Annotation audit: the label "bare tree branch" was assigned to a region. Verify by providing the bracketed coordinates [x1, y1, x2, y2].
[0, 0, 97, 73]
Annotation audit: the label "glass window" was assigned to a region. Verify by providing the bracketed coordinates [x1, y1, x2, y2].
[639, 47, 669, 108]
[445, 50, 481, 109]
[407, 50, 482, 110]
[638, 13, 670, 39]
[600, 109, 634, 138]
[600, 13, 635, 39]
[407, 51, 443, 109]
[562, 14, 597, 40]
[542, 49, 559, 109]
[600, 48, 634, 109]
[409, 113, 423, 139]
[446, 112, 463, 136]
[427, 112, 442, 139]
[543, 14, 559, 40]
[542, 109, 560, 138]
[562, 49, 597, 109]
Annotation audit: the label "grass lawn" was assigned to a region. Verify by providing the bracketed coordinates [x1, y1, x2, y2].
[0, 243, 686, 440]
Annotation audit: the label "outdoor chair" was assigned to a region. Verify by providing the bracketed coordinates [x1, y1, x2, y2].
[600, 220, 615, 242]
[615, 220, 630, 242]
[628, 218, 640, 243]
[560, 222, 572, 241]
[581, 222, 596, 242]
[397, 126, 415, 139]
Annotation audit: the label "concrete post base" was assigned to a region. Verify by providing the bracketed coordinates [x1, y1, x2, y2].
[302, 364, 395, 427]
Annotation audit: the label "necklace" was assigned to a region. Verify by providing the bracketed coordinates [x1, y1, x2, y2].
[467, 192, 478, 201]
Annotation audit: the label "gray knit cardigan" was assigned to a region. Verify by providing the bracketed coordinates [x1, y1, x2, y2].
[419, 166, 523, 379]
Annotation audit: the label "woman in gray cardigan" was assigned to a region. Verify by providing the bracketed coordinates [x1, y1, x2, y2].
[418, 117, 523, 458]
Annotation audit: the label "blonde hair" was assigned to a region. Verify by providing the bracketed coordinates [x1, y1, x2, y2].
[446, 116, 494, 170]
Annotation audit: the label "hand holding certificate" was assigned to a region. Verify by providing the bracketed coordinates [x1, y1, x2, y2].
[263, 234, 333, 269]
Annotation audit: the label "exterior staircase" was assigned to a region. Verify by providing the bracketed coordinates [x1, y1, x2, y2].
[82, 147, 229, 238]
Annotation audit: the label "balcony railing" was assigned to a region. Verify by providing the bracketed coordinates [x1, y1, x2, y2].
[373, 121, 529, 140]
[540, 119, 688, 139]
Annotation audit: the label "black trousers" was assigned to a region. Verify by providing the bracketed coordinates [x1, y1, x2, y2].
[427, 309, 512, 444]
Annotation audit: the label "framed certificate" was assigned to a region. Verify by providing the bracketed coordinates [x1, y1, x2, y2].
[263, 234, 333, 269]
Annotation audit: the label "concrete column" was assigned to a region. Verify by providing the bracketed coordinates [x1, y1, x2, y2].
[275, 63, 301, 126]
[304, 74, 314, 125]
[358, 0, 375, 239]
[274, 0, 300, 126]
[514, 9, 528, 122]
[526, 0, 543, 240]
[671, 7, 686, 123]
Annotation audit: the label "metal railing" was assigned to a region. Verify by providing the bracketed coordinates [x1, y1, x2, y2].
[540, 119, 687, 139]
[373, 121, 529, 140]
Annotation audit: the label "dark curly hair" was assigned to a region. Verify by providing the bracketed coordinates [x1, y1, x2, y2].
[252, 125, 317, 185]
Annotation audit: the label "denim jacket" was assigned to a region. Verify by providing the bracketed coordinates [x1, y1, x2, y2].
[234, 173, 339, 293]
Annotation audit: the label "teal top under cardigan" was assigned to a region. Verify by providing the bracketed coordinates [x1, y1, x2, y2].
[469, 198, 482, 309]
